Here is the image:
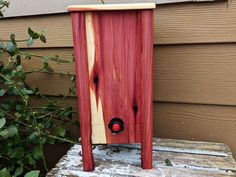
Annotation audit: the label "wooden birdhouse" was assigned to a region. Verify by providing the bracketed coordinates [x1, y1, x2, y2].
[68, 3, 155, 171]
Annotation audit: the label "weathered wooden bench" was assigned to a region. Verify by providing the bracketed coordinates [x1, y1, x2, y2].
[46, 138, 236, 177]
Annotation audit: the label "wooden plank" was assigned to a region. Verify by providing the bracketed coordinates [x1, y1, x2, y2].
[1, 0, 235, 47]
[68, 3, 156, 11]
[91, 145, 236, 171]
[46, 138, 236, 177]
[47, 167, 236, 177]
[71, 12, 95, 171]
[119, 138, 232, 157]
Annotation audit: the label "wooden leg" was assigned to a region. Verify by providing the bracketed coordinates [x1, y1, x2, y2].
[71, 13, 95, 171]
[141, 117, 153, 169]
[81, 138, 94, 171]
[140, 10, 153, 170]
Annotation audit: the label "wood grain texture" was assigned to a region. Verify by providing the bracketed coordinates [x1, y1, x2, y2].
[122, 138, 232, 157]
[85, 12, 106, 144]
[139, 10, 153, 169]
[0, 0, 234, 48]
[71, 13, 94, 171]
[71, 9, 153, 170]
[46, 138, 236, 177]
[68, 3, 155, 11]
[71, 10, 154, 145]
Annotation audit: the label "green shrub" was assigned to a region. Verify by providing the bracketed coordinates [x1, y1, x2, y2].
[0, 1, 78, 176]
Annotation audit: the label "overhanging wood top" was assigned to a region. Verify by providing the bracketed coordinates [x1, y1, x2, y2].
[67, 3, 156, 12]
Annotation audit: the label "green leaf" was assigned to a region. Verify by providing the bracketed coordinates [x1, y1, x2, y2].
[56, 127, 66, 137]
[26, 37, 34, 47]
[0, 112, 4, 117]
[21, 88, 34, 95]
[0, 118, 6, 129]
[0, 11, 3, 17]
[6, 42, 17, 52]
[0, 0, 4, 5]
[10, 147, 24, 159]
[28, 27, 34, 37]
[32, 33, 39, 40]
[0, 168, 11, 177]
[0, 89, 6, 96]
[32, 146, 42, 160]
[14, 166, 23, 176]
[16, 104, 23, 111]
[29, 132, 39, 142]
[42, 57, 49, 62]
[39, 34, 46, 43]
[25, 155, 36, 165]
[24, 170, 40, 177]
[165, 159, 173, 166]
[0, 43, 5, 49]
[16, 65, 23, 71]
[0, 125, 18, 139]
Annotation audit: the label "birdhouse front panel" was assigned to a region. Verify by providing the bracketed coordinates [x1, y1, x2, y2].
[71, 9, 153, 144]
[69, 3, 155, 170]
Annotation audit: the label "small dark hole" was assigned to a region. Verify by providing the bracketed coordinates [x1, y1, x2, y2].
[93, 75, 99, 84]
[133, 105, 138, 113]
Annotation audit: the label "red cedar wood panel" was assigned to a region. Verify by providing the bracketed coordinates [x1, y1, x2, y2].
[71, 13, 94, 171]
[71, 10, 153, 170]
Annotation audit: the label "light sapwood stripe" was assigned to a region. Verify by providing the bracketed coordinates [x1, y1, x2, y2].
[85, 12, 107, 144]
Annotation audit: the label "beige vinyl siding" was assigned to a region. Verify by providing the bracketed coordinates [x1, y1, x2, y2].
[1, 1, 235, 47]
[2, 0, 222, 17]
[2, 0, 236, 157]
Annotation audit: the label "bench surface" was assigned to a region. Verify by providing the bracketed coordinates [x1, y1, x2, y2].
[46, 138, 236, 177]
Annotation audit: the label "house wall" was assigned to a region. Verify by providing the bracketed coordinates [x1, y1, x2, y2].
[1, 0, 236, 156]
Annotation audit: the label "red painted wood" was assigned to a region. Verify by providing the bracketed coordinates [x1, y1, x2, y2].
[71, 9, 153, 170]
[71, 12, 94, 171]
